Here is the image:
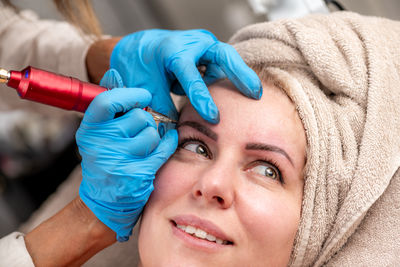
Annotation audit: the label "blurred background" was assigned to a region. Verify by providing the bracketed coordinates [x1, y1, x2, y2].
[8, 0, 400, 40]
[1, 0, 400, 237]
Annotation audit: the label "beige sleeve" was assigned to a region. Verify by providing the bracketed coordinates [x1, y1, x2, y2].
[0, 5, 94, 81]
[0, 232, 35, 267]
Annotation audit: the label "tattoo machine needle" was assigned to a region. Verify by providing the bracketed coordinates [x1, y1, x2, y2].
[0, 66, 176, 124]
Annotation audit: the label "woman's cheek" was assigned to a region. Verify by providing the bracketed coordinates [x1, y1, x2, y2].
[152, 159, 193, 203]
[237, 187, 301, 246]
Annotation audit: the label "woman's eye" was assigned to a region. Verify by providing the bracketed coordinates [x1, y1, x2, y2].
[250, 164, 280, 181]
[182, 143, 210, 158]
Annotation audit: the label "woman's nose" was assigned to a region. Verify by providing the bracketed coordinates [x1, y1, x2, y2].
[191, 159, 235, 209]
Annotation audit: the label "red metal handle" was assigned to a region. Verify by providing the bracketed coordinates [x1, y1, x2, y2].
[7, 66, 107, 112]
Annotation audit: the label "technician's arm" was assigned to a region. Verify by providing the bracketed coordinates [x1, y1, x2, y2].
[25, 197, 115, 267]
[24, 70, 177, 265]
[85, 37, 121, 84]
[0, 198, 109, 267]
[87, 30, 264, 124]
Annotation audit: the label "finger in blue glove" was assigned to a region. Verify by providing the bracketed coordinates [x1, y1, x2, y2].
[77, 79, 178, 242]
[111, 29, 262, 124]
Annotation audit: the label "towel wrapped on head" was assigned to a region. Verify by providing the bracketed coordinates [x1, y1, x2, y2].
[230, 11, 400, 266]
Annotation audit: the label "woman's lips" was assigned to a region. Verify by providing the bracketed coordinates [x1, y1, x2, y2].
[171, 214, 234, 250]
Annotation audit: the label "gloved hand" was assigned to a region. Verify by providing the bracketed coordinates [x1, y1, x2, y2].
[77, 69, 178, 242]
[110, 29, 262, 123]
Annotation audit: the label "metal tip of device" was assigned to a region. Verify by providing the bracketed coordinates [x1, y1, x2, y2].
[0, 68, 10, 84]
[145, 107, 177, 124]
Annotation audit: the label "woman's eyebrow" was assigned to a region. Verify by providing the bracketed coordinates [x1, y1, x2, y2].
[176, 121, 218, 141]
[245, 143, 294, 167]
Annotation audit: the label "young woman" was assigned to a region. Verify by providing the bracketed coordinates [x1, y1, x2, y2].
[20, 70, 305, 267]
[2, 11, 400, 266]
[138, 78, 306, 266]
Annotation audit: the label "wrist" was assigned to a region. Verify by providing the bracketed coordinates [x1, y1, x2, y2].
[86, 37, 122, 84]
[25, 197, 116, 266]
[72, 197, 116, 242]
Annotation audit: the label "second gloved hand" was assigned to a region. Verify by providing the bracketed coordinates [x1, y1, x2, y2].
[110, 29, 262, 123]
[77, 70, 178, 242]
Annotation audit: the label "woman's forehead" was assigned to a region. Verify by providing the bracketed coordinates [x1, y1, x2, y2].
[181, 80, 298, 129]
[179, 80, 306, 161]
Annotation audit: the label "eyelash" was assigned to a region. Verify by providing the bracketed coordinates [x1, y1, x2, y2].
[250, 158, 284, 184]
[177, 137, 284, 184]
[178, 136, 213, 159]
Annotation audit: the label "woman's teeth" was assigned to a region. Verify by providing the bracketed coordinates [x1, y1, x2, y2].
[176, 224, 229, 245]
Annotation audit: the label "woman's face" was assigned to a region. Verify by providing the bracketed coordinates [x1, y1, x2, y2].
[139, 80, 306, 266]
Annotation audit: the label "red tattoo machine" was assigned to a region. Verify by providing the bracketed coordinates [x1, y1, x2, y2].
[0, 66, 176, 123]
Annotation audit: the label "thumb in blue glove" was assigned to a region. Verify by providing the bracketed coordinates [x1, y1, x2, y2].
[77, 69, 178, 242]
[111, 29, 262, 124]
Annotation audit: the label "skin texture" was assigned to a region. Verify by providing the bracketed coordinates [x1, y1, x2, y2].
[25, 197, 116, 267]
[85, 37, 121, 84]
[138, 80, 307, 266]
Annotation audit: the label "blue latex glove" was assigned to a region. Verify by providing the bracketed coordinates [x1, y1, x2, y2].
[77, 69, 178, 242]
[110, 29, 262, 124]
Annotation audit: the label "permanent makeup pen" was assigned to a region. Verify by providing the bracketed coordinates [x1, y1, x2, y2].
[0, 66, 176, 123]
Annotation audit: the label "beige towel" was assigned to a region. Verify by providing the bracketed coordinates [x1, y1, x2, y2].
[230, 12, 400, 266]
